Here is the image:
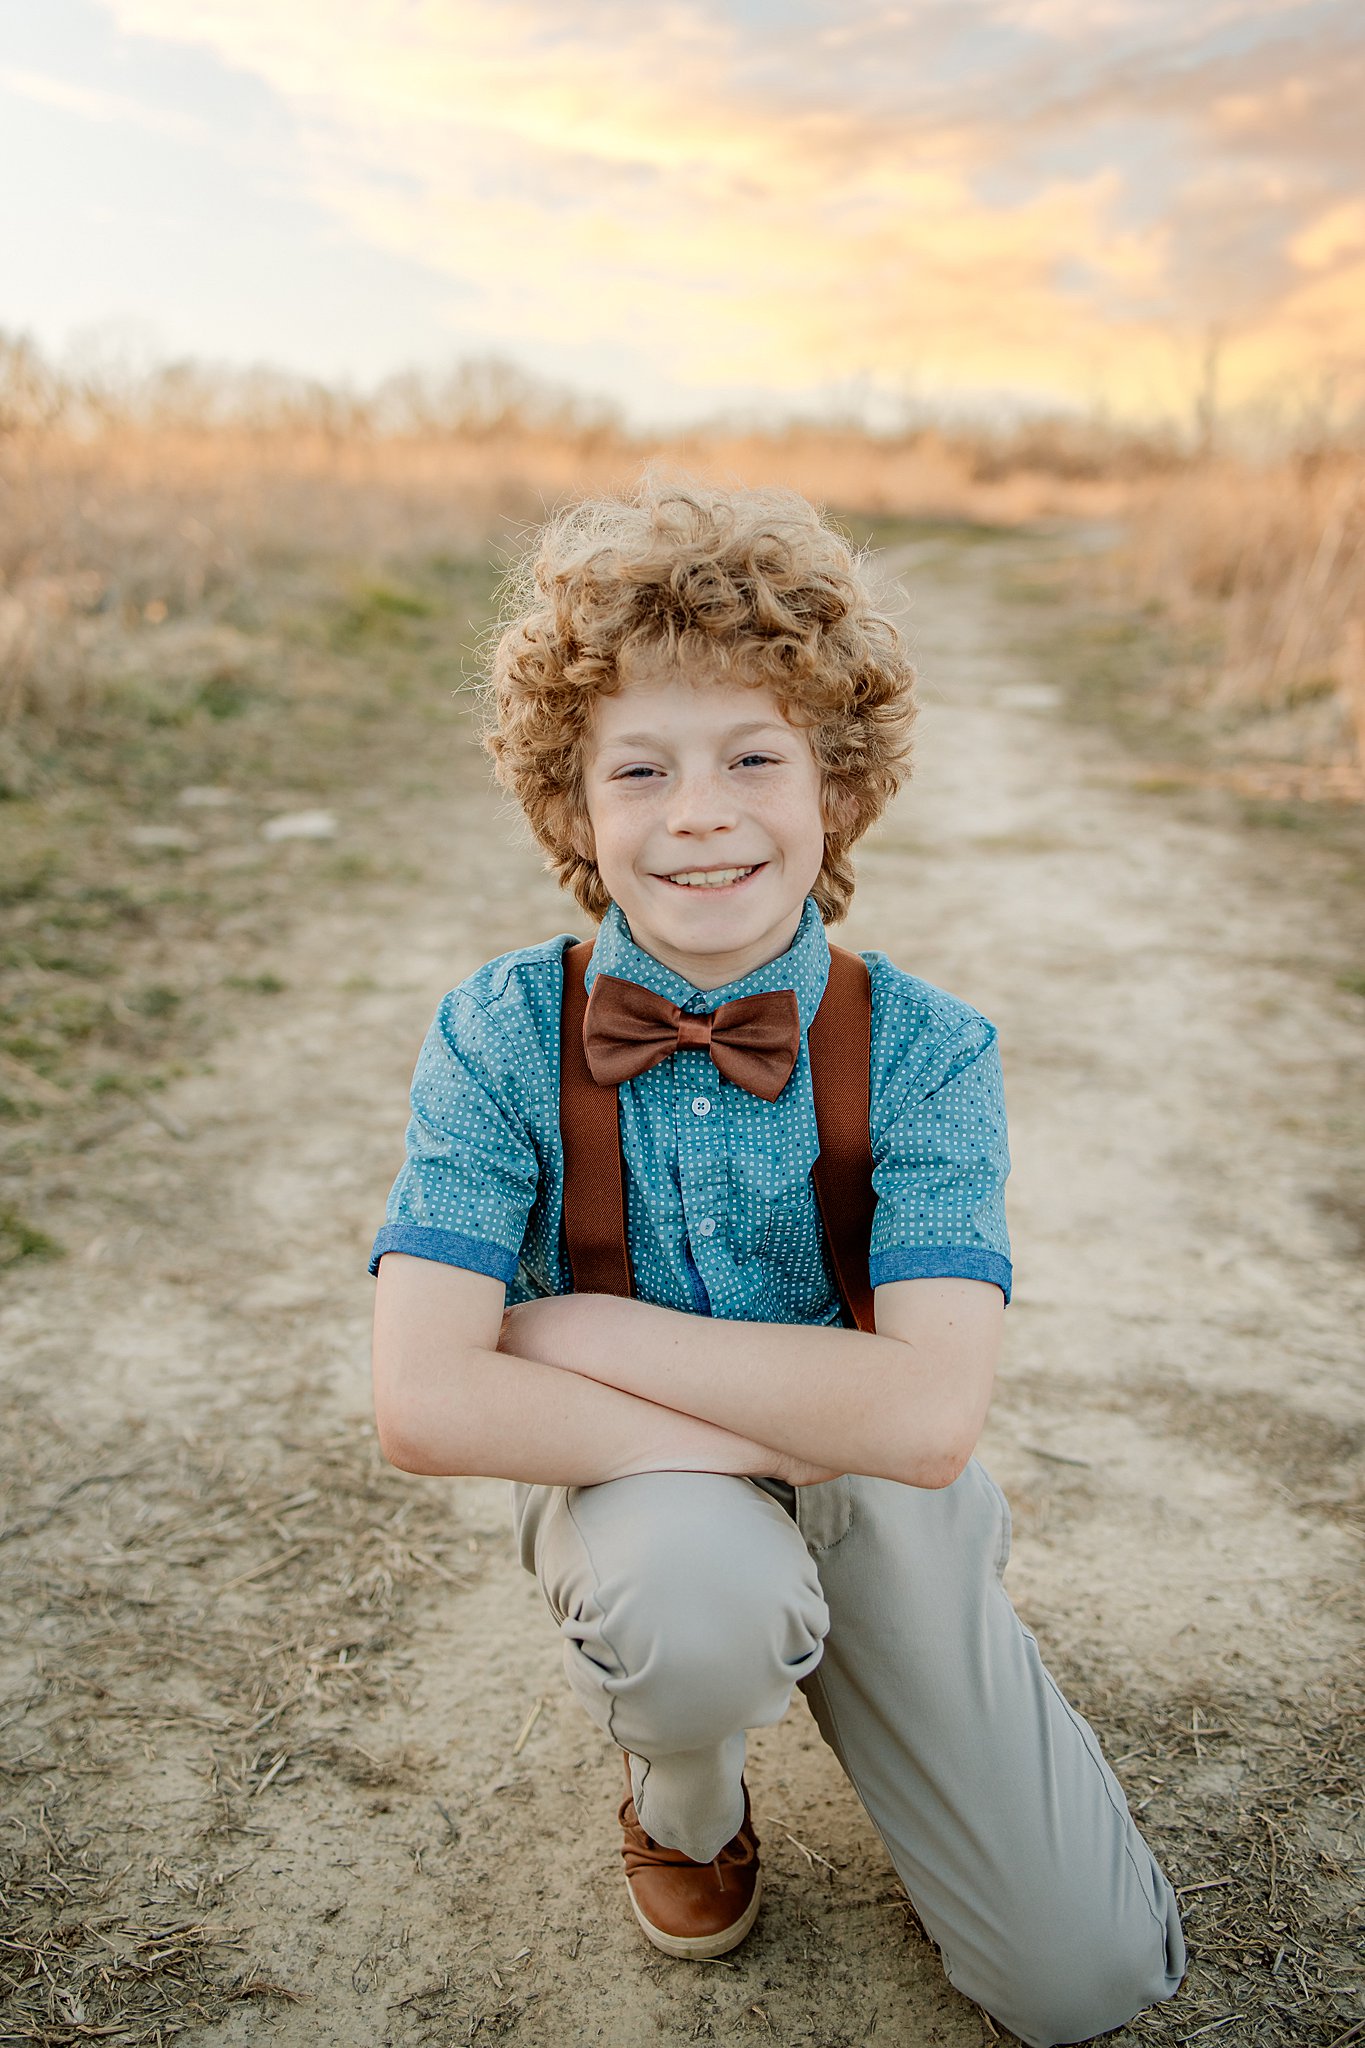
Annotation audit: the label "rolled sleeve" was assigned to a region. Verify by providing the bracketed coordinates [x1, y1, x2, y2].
[870, 1018, 1013, 1304]
[368, 988, 539, 1282]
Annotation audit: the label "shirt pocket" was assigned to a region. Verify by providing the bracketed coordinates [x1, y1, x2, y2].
[756, 1183, 839, 1319]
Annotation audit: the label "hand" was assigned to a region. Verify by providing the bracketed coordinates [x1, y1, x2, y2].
[766, 1449, 844, 1488]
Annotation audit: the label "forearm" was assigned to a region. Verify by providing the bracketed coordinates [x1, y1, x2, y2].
[504, 1291, 993, 1487]
[373, 1329, 806, 1488]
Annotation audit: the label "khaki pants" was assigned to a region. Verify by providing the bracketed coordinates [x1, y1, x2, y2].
[512, 1461, 1184, 2048]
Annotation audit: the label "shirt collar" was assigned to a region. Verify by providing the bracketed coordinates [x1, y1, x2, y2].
[586, 896, 831, 1035]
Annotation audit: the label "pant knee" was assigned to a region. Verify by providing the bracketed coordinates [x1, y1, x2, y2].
[612, 1630, 765, 1751]
[565, 1493, 828, 1752]
[618, 1589, 825, 1749]
[957, 1887, 1184, 2047]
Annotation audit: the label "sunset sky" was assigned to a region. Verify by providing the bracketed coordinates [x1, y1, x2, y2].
[3, 0, 1363, 427]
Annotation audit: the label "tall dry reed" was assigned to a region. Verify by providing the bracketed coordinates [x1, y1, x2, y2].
[3, 333, 1361, 777]
[0, 422, 1152, 751]
[1122, 455, 1365, 770]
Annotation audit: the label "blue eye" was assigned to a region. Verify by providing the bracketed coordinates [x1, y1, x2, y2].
[737, 753, 776, 769]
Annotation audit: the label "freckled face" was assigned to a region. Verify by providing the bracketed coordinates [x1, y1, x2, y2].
[580, 654, 828, 988]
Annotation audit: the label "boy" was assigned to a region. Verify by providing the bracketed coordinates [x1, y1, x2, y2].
[369, 479, 1185, 2047]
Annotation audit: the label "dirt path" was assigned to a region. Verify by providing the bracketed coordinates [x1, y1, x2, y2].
[3, 536, 1361, 2047]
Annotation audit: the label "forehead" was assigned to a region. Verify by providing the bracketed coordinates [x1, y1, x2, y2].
[591, 646, 795, 747]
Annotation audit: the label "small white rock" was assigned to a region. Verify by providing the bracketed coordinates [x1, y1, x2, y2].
[178, 784, 236, 808]
[261, 809, 338, 843]
[1006, 685, 1062, 712]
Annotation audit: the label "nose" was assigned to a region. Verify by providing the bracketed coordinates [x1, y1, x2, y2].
[666, 765, 738, 837]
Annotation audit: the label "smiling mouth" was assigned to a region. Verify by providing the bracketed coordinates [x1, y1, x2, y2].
[661, 864, 762, 889]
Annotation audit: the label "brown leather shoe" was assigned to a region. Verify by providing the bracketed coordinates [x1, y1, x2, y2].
[618, 1755, 761, 1959]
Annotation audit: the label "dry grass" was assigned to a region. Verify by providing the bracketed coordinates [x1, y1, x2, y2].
[4, 336, 1362, 798]
[0, 1400, 484, 2045]
[1065, 1669, 1365, 2048]
[0, 484, 497, 1251]
[0, 407, 1146, 750]
[0, 332, 1185, 761]
[1119, 454, 1365, 784]
[0, 424, 516, 764]
[3, 1400, 1360, 2046]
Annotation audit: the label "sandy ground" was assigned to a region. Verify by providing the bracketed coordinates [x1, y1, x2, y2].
[2, 536, 1362, 2047]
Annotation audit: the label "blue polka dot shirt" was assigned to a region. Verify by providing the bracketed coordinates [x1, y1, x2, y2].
[370, 896, 1012, 1319]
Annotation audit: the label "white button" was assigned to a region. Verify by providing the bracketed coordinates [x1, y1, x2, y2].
[697, 1217, 717, 1238]
[691, 1096, 712, 1117]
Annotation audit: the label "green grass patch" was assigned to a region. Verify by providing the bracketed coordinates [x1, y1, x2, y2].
[0, 852, 65, 907]
[323, 850, 378, 883]
[1240, 801, 1320, 833]
[129, 983, 182, 1020]
[7, 939, 114, 977]
[331, 579, 439, 649]
[0, 542, 501, 1167]
[0, 1204, 64, 1267]
[90, 1070, 134, 1096]
[835, 510, 1028, 552]
[5, 990, 108, 1049]
[1132, 775, 1194, 796]
[225, 971, 287, 995]
[195, 671, 258, 720]
[997, 570, 1069, 607]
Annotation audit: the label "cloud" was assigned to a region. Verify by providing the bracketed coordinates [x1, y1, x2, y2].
[88, 0, 1365, 414]
[0, 61, 207, 142]
[1290, 200, 1365, 271]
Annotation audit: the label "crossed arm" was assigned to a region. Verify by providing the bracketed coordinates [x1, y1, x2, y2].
[371, 1255, 1002, 1491]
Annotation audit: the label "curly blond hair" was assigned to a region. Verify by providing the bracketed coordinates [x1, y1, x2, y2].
[484, 475, 916, 923]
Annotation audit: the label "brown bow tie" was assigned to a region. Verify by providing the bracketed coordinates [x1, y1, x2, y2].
[582, 973, 801, 1102]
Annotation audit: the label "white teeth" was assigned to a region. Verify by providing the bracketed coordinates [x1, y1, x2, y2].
[667, 866, 756, 888]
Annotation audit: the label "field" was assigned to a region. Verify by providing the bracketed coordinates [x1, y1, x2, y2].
[1, 392, 1363, 2046]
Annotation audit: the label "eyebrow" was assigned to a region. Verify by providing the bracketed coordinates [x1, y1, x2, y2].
[597, 720, 789, 751]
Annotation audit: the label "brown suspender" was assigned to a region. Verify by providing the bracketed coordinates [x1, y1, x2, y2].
[807, 946, 876, 1333]
[559, 941, 634, 1299]
[558, 941, 876, 1332]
